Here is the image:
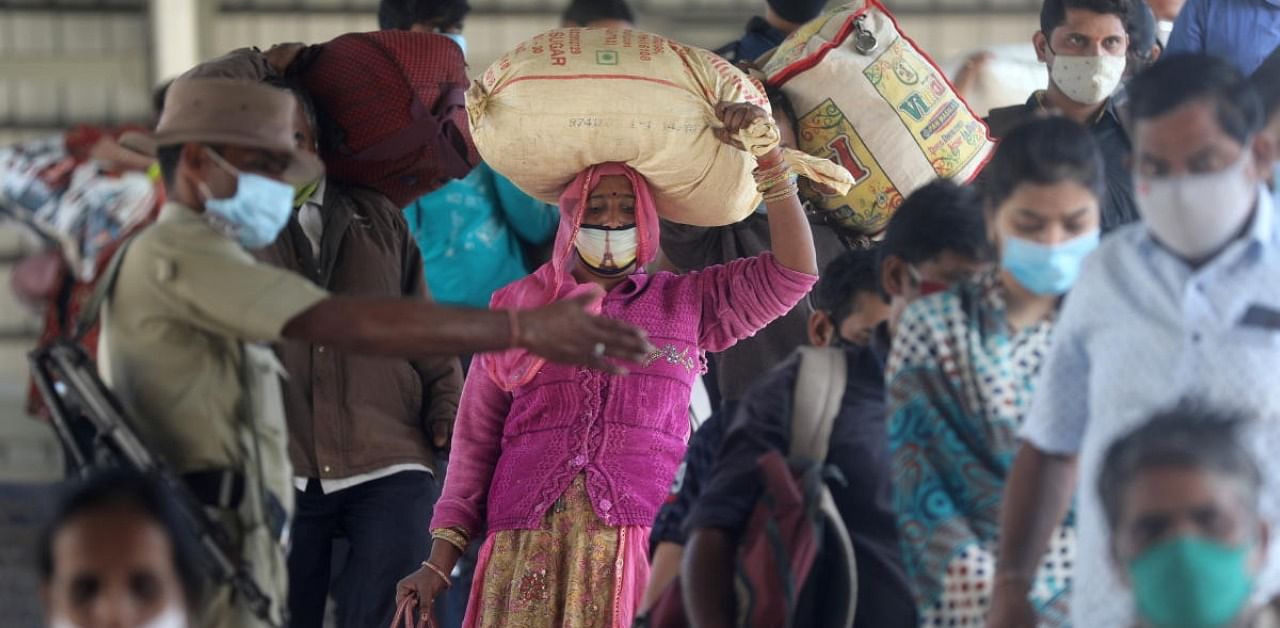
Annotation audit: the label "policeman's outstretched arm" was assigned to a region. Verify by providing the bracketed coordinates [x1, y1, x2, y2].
[283, 293, 651, 372]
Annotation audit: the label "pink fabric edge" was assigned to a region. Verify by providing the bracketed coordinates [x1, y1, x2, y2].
[460, 526, 652, 628]
[615, 526, 652, 627]
[460, 536, 496, 628]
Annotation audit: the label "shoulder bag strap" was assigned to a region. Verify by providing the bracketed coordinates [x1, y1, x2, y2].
[72, 235, 138, 343]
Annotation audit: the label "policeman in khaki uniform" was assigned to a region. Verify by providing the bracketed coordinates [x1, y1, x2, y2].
[100, 77, 652, 627]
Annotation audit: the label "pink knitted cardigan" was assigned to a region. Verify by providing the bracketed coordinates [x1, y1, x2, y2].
[432, 164, 816, 535]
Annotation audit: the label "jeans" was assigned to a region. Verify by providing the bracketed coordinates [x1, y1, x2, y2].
[287, 470, 437, 628]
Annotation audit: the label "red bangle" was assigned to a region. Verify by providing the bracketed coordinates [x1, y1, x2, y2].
[756, 152, 785, 170]
[507, 309, 522, 349]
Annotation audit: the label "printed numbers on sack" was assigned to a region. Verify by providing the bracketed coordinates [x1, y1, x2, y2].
[569, 117, 605, 128]
[660, 121, 699, 134]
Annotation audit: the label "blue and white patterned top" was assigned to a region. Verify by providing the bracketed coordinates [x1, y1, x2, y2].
[887, 271, 1073, 627]
[1022, 187, 1280, 627]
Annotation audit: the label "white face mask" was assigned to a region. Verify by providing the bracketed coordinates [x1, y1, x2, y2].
[52, 605, 188, 628]
[1049, 52, 1127, 105]
[1136, 151, 1259, 261]
[1156, 20, 1175, 47]
[575, 224, 639, 275]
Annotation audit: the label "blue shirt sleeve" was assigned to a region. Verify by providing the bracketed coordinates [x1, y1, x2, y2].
[1019, 255, 1099, 455]
[489, 165, 558, 246]
[1165, 0, 1206, 55]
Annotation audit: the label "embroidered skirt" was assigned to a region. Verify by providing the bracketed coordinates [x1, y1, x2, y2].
[463, 475, 650, 628]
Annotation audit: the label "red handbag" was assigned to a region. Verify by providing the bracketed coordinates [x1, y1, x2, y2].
[296, 31, 480, 207]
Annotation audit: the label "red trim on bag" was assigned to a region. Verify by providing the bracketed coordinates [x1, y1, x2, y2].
[490, 73, 687, 97]
[767, 6, 869, 87]
[767, 0, 997, 175]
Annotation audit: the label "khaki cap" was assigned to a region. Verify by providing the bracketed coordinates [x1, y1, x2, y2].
[120, 77, 323, 185]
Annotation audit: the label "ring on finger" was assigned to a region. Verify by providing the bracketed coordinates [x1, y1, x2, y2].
[593, 342, 606, 358]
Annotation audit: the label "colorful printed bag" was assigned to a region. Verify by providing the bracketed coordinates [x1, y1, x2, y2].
[764, 1, 995, 235]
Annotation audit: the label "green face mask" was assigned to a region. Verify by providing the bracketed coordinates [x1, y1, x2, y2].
[293, 178, 321, 210]
[1129, 536, 1254, 628]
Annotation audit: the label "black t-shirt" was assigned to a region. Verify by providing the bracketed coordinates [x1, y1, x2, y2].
[985, 94, 1139, 232]
[650, 400, 736, 551]
[685, 326, 917, 627]
[714, 16, 791, 64]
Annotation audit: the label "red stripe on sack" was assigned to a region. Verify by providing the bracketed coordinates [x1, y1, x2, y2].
[767, 6, 869, 88]
[672, 48, 719, 104]
[489, 73, 687, 97]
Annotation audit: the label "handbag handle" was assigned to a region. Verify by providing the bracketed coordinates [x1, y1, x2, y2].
[391, 596, 430, 628]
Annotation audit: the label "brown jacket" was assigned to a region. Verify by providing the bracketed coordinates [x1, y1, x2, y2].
[187, 45, 464, 478]
[256, 183, 463, 478]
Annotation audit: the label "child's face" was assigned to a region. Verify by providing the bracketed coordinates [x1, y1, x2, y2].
[836, 291, 892, 347]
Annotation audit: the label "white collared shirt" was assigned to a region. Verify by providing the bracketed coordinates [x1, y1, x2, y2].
[1022, 188, 1280, 626]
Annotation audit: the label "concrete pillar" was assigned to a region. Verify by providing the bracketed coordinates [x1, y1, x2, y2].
[150, 0, 207, 83]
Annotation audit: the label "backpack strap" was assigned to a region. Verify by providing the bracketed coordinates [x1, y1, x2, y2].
[789, 346, 847, 463]
[791, 346, 859, 628]
[72, 235, 138, 343]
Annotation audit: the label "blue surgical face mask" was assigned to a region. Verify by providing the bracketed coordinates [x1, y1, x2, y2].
[1002, 230, 1100, 295]
[441, 32, 467, 57]
[198, 148, 294, 250]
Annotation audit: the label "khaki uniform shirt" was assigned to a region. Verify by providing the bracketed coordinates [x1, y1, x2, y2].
[98, 201, 328, 503]
[98, 201, 329, 626]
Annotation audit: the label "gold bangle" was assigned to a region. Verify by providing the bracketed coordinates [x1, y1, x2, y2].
[762, 179, 799, 203]
[757, 173, 797, 195]
[431, 527, 469, 553]
[753, 164, 790, 182]
[421, 560, 453, 589]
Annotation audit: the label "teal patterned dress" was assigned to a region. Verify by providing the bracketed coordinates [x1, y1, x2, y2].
[886, 271, 1074, 627]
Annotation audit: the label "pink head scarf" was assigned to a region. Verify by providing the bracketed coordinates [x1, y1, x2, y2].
[485, 163, 661, 391]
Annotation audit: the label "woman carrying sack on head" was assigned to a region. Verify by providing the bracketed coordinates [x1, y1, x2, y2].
[394, 102, 819, 627]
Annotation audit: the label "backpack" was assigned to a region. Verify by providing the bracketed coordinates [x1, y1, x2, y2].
[295, 31, 480, 207]
[645, 346, 858, 628]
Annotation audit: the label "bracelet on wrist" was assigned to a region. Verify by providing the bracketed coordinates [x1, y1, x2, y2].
[755, 150, 785, 170]
[421, 560, 453, 588]
[760, 175, 799, 201]
[432, 527, 470, 553]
